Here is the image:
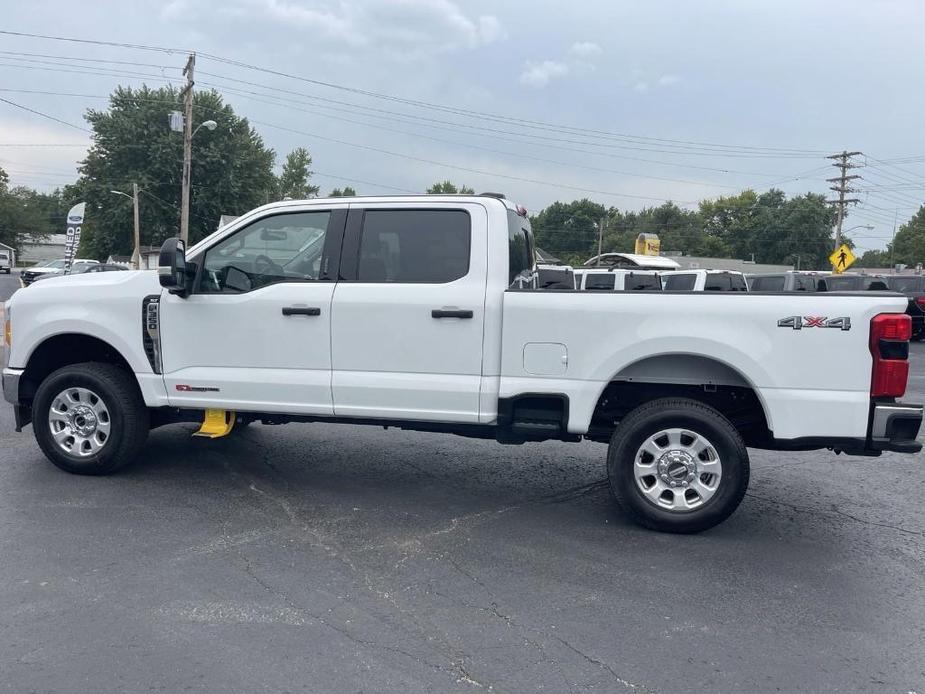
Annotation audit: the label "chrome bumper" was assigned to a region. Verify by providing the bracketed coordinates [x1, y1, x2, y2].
[2, 367, 21, 405]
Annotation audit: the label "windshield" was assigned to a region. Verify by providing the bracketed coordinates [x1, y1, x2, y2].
[41, 260, 67, 269]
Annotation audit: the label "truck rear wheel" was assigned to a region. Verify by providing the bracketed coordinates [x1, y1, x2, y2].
[607, 398, 749, 533]
[33, 363, 149, 475]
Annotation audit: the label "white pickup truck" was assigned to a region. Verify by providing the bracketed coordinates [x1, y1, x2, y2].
[2, 195, 922, 533]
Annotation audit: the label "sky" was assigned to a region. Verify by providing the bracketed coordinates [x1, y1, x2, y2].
[1, 0, 924, 253]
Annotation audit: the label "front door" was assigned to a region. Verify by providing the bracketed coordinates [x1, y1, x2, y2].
[331, 203, 487, 422]
[159, 206, 345, 415]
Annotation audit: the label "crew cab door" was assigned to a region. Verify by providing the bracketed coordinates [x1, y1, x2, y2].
[331, 203, 487, 422]
[159, 206, 345, 414]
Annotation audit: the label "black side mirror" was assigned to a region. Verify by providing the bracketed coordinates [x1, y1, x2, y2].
[158, 237, 188, 296]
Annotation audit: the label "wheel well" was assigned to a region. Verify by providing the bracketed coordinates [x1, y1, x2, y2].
[19, 334, 134, 402]
[588, 356, 772, 446]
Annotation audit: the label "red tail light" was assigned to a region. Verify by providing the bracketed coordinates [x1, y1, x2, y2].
[870, 313, 911, 397]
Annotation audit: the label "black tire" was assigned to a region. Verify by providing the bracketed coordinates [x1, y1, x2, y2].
[33, 362, 149, 475]
[607, 397, 749, 533]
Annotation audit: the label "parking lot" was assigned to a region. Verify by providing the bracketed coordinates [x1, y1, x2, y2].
[1, 271, 923, 693]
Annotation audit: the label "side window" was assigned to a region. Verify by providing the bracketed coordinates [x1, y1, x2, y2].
[664, 274, 696, 291]
[728, 274, 748, 292]
[752, 276, 785, 291]
[585, 273, 616, 291]
[704, 274, 730, 291]
[358, 209, 470, 283]
[199, 211, 331, 293]
[507, 211, 535, 288]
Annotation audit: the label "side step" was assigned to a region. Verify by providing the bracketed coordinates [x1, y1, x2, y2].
[193, 409, 236, 438]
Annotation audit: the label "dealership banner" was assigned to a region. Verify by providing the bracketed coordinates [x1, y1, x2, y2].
[63, 202, 86, 274]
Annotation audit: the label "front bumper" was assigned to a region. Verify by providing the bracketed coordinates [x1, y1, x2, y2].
[2, 368, 31, 432]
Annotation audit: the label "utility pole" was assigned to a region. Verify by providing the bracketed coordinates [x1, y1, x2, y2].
[180, 52, 196, 244]
[596, 217, 605, 266]
[826, 150, 862, 251]
[890, 209, 898, 270]
[131, 182, 141, 270]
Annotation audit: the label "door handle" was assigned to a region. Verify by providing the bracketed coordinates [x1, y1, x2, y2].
[431, 309, 473, 319]
[282, 306, 321, 316]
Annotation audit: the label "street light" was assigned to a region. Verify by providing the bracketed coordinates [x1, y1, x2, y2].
[110, 185, 141, 269]
[180, 119, 218, 244]
[844, 224, 874, 233]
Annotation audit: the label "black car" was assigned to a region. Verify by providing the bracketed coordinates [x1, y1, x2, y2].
[887, 275, 925, 341]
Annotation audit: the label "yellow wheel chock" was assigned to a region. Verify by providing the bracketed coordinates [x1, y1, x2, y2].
[193, 409, 236, 438]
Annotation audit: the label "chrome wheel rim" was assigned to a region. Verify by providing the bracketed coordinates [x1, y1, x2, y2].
[48, 387, 112, 457]
[633, 428, 722, 512]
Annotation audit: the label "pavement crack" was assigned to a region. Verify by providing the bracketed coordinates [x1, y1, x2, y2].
[551, 636, 654, 692]
[745, 492, 925, 538]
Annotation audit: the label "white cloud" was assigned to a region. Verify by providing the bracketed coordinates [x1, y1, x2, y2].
[246, 0, 503, 53]
[569, 41, 602, 57]
[658, 74, 681, 87]
[633, 81, 649, 92]
[520, 60, 569, 88]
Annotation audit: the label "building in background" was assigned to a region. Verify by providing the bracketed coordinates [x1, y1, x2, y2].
[664, 253, 793, 274]
[18, 234, 66, 266]
[107, 245, 160, 270]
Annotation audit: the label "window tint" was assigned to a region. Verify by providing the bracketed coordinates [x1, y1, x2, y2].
[824, 275, 862, 291]
[664, 274, 696, 291]
[537, 266, 574, 290]
[625, 273, 661, 291]
[728, 274, 748, 291]
[507, 210, 535, 288]
[889, 276, 925, 293]
[793, 275, 815, 291]
[751, 276, 785, 291]
[200, 211, 331, 293]
[585, 273, 616, 291]
[358, 209, 470, 283]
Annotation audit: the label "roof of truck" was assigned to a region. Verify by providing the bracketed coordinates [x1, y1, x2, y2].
[582, 253, 681, 270]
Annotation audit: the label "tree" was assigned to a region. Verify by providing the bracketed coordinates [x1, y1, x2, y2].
[72, 85, 277, 259]
[891, 206, 925, 267]
[276, 147, 319, 200]
[329, 186, 357, 197]
[427, 180, 474, 194]
[530, 199, 606, 265]
[0, 167, 65, 251]
[856, 249, 891, 268]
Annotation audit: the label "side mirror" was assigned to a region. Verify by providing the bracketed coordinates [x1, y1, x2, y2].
[158, 237, 188, 296]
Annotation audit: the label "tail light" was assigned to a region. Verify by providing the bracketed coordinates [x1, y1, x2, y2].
[870, 313, 911, 397]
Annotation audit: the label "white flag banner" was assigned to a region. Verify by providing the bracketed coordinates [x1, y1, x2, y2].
[63, 202, 86, 274]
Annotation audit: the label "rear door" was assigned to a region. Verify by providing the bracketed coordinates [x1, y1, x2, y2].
[331, 203, 488, 422]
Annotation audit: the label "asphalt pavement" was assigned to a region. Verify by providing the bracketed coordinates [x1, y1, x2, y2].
[0, 271, 923, 693]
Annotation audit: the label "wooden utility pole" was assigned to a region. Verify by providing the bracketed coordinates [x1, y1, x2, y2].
[131, 182, 141, 270]
[596, 217, 605, 266]
[180, 53, 196, 244]
[826, 150, 862, 251]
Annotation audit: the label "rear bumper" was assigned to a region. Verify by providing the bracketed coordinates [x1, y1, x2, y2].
[767, 402, 922, 456]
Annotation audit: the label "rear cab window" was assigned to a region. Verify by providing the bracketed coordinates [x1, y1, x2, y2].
[585, 273, 617, 291]
[664, 274, 696, 291]
[625, 273, 661, 291]
[704, 273, 747, 291]
[507, 208, 536, 288]
[888, 276, 925, 293]
[750, 276, 785, 291]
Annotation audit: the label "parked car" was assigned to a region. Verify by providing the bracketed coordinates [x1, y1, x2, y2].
[19, 259, 99, 286]
[746, 271, 830, 292]
[818, 274, 891, 291]
[574, 268, 662, 291]
[887, 275, 925, 341]
[3, 195, 921, 533]
[661, 269, 749, 292]
[31, 262, 127, 283]
[583, 252, 681, 271]
[0, 250, 11, 274]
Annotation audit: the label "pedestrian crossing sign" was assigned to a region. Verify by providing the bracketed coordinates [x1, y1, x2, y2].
[829, 244, 856, 274]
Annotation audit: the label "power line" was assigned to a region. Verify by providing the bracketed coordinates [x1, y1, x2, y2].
[0, 95, 90, 132]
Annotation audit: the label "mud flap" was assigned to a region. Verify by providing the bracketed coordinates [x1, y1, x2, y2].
[193, 409, 235, 438]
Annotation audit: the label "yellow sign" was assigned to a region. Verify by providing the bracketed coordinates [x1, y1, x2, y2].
[830, 244, 856, 274]
[634, 233, 661, 256]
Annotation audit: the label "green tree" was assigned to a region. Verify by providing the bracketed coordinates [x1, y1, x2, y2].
[329, 186, 357, 197]
[73, 85, 277, 259]
[891, 206, 925, 266]
[0, 167, 65, 251]
[530, 198, 606, 265]
[276, 147, 319, 200]
[856, 248, 891, 268]
[427, 180, 474, 194]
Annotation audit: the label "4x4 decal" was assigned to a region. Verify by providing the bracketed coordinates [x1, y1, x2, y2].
[778, 316, 851, 331]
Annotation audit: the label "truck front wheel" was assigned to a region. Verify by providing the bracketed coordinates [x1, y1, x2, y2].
[607, 398, 749, 533]
[33, 363, 149, 475]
